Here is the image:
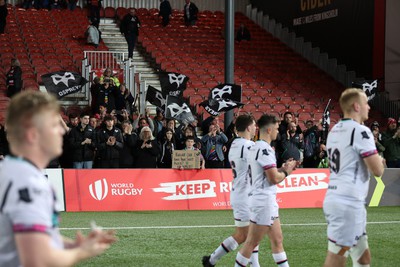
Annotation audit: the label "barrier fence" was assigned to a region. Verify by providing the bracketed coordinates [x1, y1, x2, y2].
[46, 168, 400, 212]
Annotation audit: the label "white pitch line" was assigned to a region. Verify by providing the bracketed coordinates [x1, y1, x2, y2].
[59, 221, 400, 231]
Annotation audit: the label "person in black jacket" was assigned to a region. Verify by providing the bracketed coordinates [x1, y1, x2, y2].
[236, 23, 251, 42]
[183, 0, 198, 26]
[119, 120, 137, 168]
[6, 59, 22, 98]
[134, 126, 159, 168]
[96, 115, 123, 168]
[159, 0, 172, 26]
[158, 128, 176, 168]
[69, 113, 96, 169]
[120, 8, 141, 59]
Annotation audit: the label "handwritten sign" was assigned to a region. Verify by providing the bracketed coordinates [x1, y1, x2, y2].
[172, 150, 201, 169]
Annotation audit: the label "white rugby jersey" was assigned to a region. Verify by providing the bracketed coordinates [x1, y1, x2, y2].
[325, 119, 378, 202]
[229, 137, 254, 198]
[0, 156, 63, 267]
[247, 140, 277, 199]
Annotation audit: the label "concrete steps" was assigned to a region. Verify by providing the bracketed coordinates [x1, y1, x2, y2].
[99, 18, 161, 93]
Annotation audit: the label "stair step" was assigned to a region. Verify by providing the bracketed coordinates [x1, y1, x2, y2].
[140, 73, 159, 79]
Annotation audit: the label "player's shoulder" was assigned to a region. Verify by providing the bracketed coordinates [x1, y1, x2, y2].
[354, 123, 374, 141]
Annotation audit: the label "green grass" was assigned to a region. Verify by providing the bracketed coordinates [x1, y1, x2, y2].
[59, 207, 400, 267]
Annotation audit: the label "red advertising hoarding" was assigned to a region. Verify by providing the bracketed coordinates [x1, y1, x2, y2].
[63, 169, 330, 211]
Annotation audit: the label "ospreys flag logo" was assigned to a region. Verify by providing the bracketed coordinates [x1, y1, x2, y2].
[41, 72, 88, 99]
[165, 95, 195, 124]
[352, 79, 378, 101]
[146, 85, 166, 110]
[159, 72, 189, 97]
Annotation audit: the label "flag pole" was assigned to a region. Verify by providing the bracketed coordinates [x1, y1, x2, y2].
[321, 98, 331, 144]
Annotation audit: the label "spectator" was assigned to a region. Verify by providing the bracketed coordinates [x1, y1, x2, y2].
[96, 115, 123, 168]
[184, 135, 205, 169]
[22, 0, 33, 9]
[183, 0, 198, 26]
[89, 115, 99, 129]
[87, 0, 101, 28]
[177, 125, 201, 150]
[236, 23, 251, 42]
[59, 113, 79, 168]
[6, 58, 22, 98]
[153, 108, 165, 136]
[133, 109, 154, 135]
[317, 143, 329, 168]
[66, 0, 77, 10]
[201, 124, 228, 168]
[69, 113, 96, 169]
[381, 118, 400, 168]
[159, 0, 172, 27]
[201, 115, 219, 137]
[97, 78, 117, 113]
[85, 19, 100, 48]
[120, 8, 141, 59]
[119, 120, 137, 168]
[134, 126, 159, 168]
[0, 0, 7, 34]
[90, 76, 101, 114]
[373, 129, 385, 158]
[302, 120, 321, 168]
[370, 121, 381, 140]
[115, 83, 134, 113]
[50, 0, 63, 9]
[157, 118, 178, 143]
[158, 128, 176, 168]
[281, 121, 303, 163]
[100, 67, 120, 87]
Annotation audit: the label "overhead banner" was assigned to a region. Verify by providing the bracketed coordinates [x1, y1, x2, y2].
[63, 169, 331, 211]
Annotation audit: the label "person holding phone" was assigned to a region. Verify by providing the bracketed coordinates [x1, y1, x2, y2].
[134, 126, 159, 168]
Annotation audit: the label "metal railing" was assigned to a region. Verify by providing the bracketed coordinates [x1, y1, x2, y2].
[83, 50, 128, 71]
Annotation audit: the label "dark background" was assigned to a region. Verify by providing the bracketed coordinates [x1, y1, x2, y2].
[250, 0, 374, 78]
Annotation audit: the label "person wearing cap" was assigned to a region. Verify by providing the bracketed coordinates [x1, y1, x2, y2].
[381, 118, 400, 168]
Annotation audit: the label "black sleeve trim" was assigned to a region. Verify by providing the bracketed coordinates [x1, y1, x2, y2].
[0, 181, 12, 213]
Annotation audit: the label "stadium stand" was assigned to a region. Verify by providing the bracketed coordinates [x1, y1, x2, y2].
[0, 5, 387, 128]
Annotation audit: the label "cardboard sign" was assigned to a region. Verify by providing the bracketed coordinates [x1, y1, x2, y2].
[172, 150, 201, 169]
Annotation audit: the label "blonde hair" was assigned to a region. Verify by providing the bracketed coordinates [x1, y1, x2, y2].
[6, 91, 59, 144]
[139, 126, 155, 141]
[339, 88, 365, 114]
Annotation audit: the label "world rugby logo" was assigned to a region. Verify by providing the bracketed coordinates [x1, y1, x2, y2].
[89, 178, 108, 201]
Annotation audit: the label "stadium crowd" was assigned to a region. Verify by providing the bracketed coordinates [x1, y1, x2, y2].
[1, 74, 397, 170]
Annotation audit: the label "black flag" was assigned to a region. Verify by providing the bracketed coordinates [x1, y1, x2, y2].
[200, 98, 244, 116]
[41, 71, 88, 99]
[352, 80, 378, 101]
[322, 99, 331, 131]
[209, 83, 242, 102]
[165, 95, 195, 124]
[159, 72, 189, 97]
[146, 85, 166, 109]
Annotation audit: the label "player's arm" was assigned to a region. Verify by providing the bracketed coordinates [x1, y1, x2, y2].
[265, 160, 297, 185]
[363, 153, 384, 177]
[15, 230, 115, 267]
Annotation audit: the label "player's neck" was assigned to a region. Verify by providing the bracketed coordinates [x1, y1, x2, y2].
[237, 132, 250, 140]
[343, 113, 362, 124]
[11, 146, 49, 170]
[258, 133, 271, 144]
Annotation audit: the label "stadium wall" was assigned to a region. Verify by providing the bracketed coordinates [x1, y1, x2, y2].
[249, 0, 379, 79]
[46, 168, 400, 212]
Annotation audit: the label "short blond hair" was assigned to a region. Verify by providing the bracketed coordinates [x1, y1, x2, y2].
[6, 91, 60, 144]
[339, 88, 365, 114]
